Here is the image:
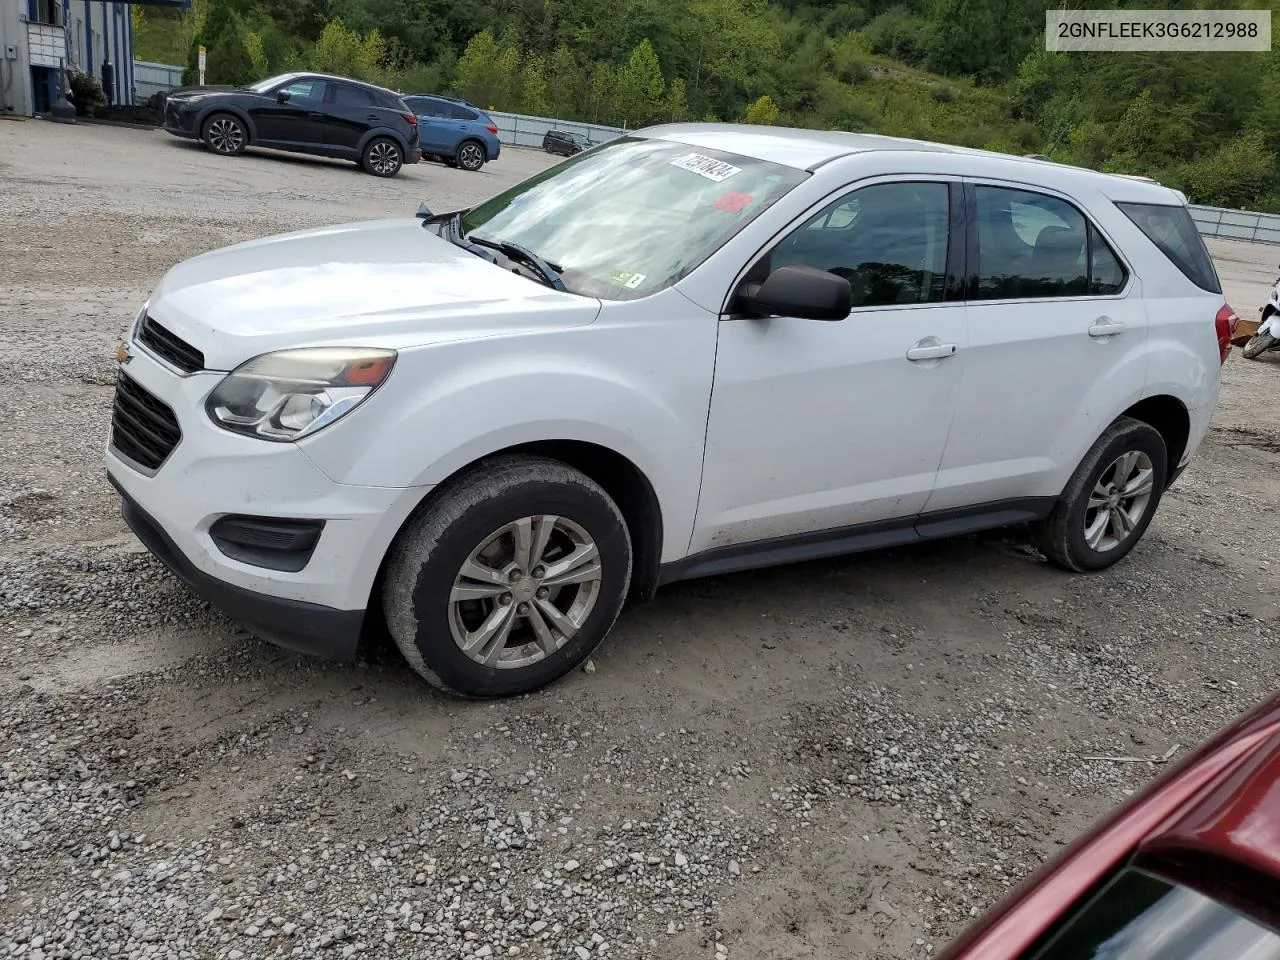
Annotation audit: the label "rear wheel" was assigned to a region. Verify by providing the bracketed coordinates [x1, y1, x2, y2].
[457, 140, 486, 171]
[362, 137, 403, 177]
[202, 113, 247, 156]
[382, 455, 632, 698]
[1243, 331, 1277, 359]
[1033, 417, 1167, 572]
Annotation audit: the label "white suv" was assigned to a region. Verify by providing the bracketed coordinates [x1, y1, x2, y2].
[106, 124, 1235, 697]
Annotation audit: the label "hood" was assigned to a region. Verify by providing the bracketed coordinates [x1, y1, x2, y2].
[146, 218, 599, 371]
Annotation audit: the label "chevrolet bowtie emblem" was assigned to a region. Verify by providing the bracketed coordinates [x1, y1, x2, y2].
[116, 341, 131, 365]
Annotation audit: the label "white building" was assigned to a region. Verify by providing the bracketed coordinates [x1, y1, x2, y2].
[0, 0, 182, 116]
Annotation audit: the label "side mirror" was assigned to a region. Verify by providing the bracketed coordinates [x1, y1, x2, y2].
[276, 89, 291, 103]
[740, 265, 852, 321]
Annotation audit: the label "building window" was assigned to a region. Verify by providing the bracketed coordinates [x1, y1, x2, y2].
[29, 0, 63, 26]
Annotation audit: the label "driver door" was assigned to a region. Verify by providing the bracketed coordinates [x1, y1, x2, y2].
[691, 179, 967, 554]
[249, 77, 325, 147]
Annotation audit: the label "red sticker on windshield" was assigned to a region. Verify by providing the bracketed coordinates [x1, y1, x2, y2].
[713, 191, 755, 213]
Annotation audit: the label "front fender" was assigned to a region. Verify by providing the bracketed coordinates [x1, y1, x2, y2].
[300, 317, 718, 563]
[195, 103, 257, 142]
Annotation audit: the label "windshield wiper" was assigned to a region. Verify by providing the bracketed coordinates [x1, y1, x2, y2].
[467, 234, 567, 292]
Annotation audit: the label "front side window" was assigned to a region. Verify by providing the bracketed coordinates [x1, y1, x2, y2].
[279, 79, 322, 101]
[460, 137, 808, 300]
[763, 182, 950, 307]
[1028, 869, 1280, 960]
[449, 104, 479, 121]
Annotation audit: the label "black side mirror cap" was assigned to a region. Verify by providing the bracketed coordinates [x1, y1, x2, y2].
[276, 90, 291, 103]
[740, 265, 852, 321]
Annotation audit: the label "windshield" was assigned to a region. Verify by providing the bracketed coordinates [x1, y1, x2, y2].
[246, 74, 298, 94]
[459, 137, 807, 300]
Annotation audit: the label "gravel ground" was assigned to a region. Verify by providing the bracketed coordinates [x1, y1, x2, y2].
[1, 118, 1278, 960]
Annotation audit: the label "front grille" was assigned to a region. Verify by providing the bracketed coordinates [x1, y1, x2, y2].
[111, 373, 182, 471]
[137, 314, 204, 373]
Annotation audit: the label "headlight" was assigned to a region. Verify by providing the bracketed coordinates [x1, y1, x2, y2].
[128, 301, 148, 339]
[205, 347, 396, 442]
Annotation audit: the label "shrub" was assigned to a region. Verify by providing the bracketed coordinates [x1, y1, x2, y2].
[68, 71, 106, 115]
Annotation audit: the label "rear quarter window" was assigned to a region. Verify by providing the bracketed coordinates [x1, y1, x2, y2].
[1115, 201, 1221, 294]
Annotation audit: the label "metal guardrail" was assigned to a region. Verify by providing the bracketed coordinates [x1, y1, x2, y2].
[1190, 205, 1280, 245]
[486, 110, 625, 149]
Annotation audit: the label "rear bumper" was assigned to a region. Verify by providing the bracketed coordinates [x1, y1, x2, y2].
[406, 145, 421, 164]
[111, 475, 364, 660]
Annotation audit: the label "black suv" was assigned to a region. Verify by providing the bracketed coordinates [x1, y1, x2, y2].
[163, 72, 422, 177]
[542, 130, 594, 157]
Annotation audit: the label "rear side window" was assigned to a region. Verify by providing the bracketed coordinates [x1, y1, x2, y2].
[1116, 201, 1221, 294]
[973, 186, 1128, 300]
[332, 83, 376, 107]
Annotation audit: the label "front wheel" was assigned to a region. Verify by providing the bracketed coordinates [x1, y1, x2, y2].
[457, 140, 486, 171]
[1243, 330, 1277, 359]
[362, 137, 403, 177]
[382, 455, 633, 698]
[1032, 417, 1168, 572]
[202, 113, 247, 156]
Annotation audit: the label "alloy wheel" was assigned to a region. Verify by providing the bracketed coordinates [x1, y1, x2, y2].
[448, 516, 603, 669]
[207, 117, 244, 154]
[459, 143, 484, 170]
[368, 141, 400, 175]
[1083, 450, 1155, 552]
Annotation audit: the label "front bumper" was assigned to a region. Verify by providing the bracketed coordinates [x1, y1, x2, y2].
[105, 337, 431, 659]
[112, 476, 364, 659]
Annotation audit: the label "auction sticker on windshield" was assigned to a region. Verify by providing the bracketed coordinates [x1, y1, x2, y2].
[608, 269, 647, 289]
[670, 153, 743, 182]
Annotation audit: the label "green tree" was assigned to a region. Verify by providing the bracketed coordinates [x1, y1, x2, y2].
[454, 29, 505, 107]
[520, 54, 552, 116]
[243, 30, 269, 76]
[744, 93, 780, 124]
[664, 77, 690, 121]
[183, 0, 255, 86]
[615, 39, 665, 127]
[1180, 132, 1277, 209]
[587, 62, 616, 125]
[311, 18, 386, 81]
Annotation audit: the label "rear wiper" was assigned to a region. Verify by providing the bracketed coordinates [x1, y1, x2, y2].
[467, 234, 567, 292]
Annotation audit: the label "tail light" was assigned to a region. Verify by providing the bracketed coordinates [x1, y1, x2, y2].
[402, 113, 417, 125]
[1215, 303, 1239, 364]
[486, 124, 498, 135]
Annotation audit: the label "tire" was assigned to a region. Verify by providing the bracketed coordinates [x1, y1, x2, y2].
[456, 140, 486, 171]
[1243, 331, 1276, 359]
[1032, 417, 1168, 572]
[362, 137, 403, 177]
[202, 113, 247, 156]
[382, 455, 633, 698]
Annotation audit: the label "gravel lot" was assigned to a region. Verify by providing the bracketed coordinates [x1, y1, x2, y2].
[1, 119, 1278, 960]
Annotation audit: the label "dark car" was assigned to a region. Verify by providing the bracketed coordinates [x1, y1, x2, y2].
[403, 95, 501, 171]
[163, 72, 421, 178]
[542, 129, 593, 156]
[939, 692, 1280, 960]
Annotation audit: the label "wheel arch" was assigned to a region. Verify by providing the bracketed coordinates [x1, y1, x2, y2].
[358, 128, 410, 157]
[371, 440, 665, 611]
[196, 105, 256, 143]
[1120, 394, 1190, 485]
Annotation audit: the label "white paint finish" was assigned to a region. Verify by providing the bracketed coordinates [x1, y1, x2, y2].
[105, 346, 427, 611]
[299, 288, 719, 564]
[114, 123, 1225, 617]
[695, 303, 966, 552]
[148, 219, 600, 371]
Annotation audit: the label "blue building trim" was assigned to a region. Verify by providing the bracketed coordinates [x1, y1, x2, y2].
[113, 3, 122, 104]
[84, 0, 92, 77]
[124, 5, 134, 104]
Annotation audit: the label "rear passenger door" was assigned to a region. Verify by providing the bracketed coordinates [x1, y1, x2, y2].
[319, 81, 380, 155]
[925, 181, 1150, 515]
[414, 98, 454, 153]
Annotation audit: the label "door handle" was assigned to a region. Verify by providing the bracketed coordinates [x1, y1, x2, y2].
[906, 340, 958, 362]
[1088, 316, 1125, 338]
[367, 114, 381, 121]
[307, 111, 327, 119]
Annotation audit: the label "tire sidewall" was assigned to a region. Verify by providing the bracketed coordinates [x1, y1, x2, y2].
[364, 138, 402, 177]
[1060, 424, 1167, 571]
[408, 481, 631, 697]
